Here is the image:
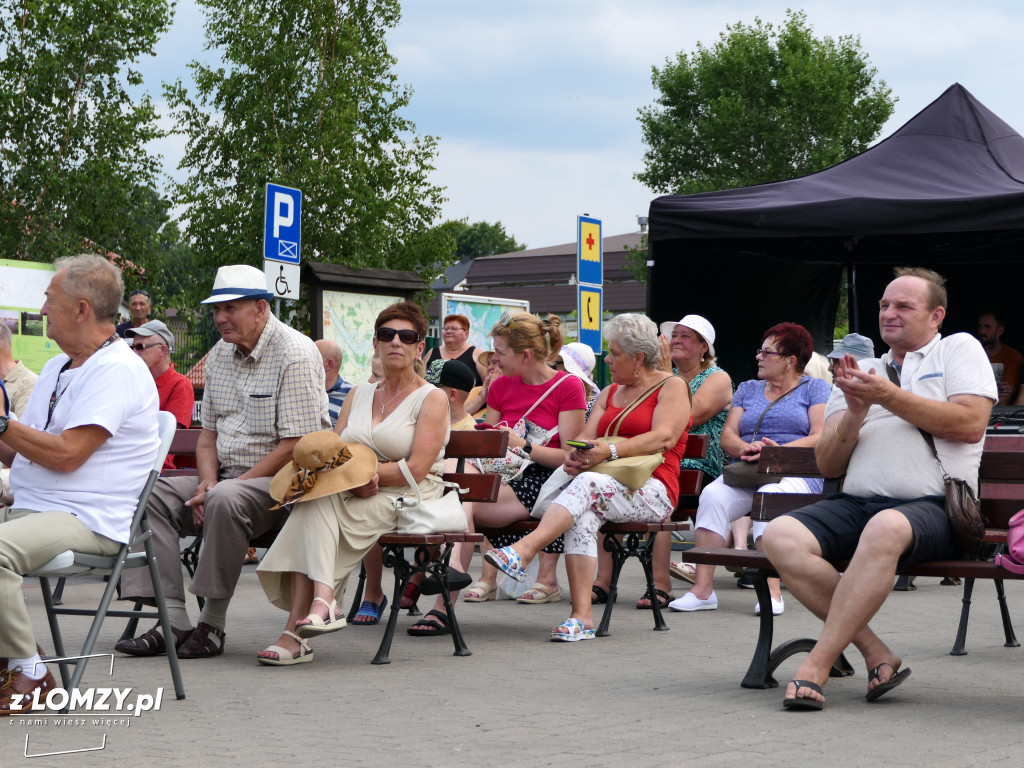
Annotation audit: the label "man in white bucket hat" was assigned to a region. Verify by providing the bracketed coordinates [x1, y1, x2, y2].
[120, 264, 330, 659]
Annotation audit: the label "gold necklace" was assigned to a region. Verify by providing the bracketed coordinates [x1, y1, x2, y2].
[617, 375, 658, 410]
[379, 382, 414, 414]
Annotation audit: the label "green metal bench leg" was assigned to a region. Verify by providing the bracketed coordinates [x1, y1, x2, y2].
[740, 568, 855, 687]
[372, 549, 407, 665]
[597, 534, 626, 637]
[347, 562, 368, 622]
[950, 577, 976, 656]
[637, 533, 669, 632]
[741, 569, 778, 688]
[994, 579, 1020, 648]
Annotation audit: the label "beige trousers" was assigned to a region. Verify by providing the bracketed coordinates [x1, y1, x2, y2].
[0, 509, 120, 657]
[119, 475, 282, 605]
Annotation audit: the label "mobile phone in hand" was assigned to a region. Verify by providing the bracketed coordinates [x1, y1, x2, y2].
[565, 439, 594, 449]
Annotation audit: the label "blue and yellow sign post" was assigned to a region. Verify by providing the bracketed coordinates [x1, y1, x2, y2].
[576, 215, 603, 352]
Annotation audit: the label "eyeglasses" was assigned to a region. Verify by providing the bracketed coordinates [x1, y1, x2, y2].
[442, 326, 465, 333]
[376, 327, 420, 344]
[131, 342, 163, 351]
[755, 348, 786, 358]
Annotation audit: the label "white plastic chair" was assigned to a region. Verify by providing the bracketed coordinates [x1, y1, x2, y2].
[28, 411, 186, 704]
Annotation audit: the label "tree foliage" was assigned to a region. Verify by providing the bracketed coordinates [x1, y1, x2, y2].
[636, 10, 895, 195]
[168, 0, 449, 310]
[450, 220, 524, 261]
[0, 0, 173, 274]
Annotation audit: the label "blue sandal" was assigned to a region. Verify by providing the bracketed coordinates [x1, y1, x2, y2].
[484, 546, 527, 582]
[353, 596, 388, 625]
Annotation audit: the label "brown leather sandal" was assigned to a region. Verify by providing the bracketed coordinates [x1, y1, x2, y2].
[114, 625, 192, 657]
[177, 622, 226, 658]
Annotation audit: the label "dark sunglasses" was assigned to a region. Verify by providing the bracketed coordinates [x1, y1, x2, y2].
[376, 327, 420, 344]
[131, 342, 163, 351]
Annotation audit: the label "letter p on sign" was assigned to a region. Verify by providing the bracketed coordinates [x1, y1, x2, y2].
[273, 192, 293, 238]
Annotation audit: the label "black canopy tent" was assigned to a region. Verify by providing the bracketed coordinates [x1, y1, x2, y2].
[647, 84, 1024, 379]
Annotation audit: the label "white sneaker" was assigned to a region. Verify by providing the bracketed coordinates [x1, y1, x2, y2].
[668, 591, 718, 612]
[754, 597, 785, 616]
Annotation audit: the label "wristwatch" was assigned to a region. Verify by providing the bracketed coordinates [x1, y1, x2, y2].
[0, 415, 8, 437]
[521, 441, 533, 455]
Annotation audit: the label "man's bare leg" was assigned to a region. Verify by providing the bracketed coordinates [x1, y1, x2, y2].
[762, 510, 912, 705]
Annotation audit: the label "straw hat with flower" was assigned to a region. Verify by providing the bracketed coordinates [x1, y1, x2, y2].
[270, 431, 378, 508]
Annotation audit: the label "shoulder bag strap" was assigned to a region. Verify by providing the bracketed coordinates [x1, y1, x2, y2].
[886, 362, 947, 475]
[520, 373, 570, 422]
[604, 377, 672, 438]
[750, 377, 808, 441]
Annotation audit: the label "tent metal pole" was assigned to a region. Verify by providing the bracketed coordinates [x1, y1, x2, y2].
[850, 263, 859, 333]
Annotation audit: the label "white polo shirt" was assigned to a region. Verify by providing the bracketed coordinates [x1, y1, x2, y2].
[826, 332, 996, 498]
[10, 340, 159, 543]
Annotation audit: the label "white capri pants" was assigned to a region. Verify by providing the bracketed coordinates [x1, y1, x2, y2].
[546, 470, 673, 558]
[694, 474, 823, 541]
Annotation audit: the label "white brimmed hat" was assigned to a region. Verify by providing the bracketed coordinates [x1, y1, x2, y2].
[201, 264, 274, 304]
[559, 342, 598, 396]
[659, 314, 716, 358]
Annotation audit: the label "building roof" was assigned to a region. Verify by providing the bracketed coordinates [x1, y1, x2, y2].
[428, 231, 646, 317]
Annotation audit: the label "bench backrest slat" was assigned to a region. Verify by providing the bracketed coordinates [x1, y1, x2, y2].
[757, 446, 820, 476]
[683, 433, 708, 460]
[169, 428, 202, 455]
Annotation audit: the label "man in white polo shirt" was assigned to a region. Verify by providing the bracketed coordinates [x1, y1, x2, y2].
[0, 254, 158, 715]
[763, 267, 995, 711]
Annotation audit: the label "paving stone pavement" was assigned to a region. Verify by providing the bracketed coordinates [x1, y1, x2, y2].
[3, 553, 1023, 767]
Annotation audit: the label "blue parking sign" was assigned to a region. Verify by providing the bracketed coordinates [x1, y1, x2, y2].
[264, 183, 302, 264]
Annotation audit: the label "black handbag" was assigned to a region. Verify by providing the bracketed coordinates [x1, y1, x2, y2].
[885, 364, 986, 555]
[721, 379, 806, 489]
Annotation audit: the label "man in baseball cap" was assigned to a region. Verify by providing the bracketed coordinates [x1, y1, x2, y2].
[126, 321, 194, 470]
[825, 333, 875, 380]
[426, 359, 476, 431]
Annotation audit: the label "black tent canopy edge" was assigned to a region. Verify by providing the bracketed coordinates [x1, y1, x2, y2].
[647, 84, 1024, 380]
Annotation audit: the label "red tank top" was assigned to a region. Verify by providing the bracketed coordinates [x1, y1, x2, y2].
[597, 383, 691, 506]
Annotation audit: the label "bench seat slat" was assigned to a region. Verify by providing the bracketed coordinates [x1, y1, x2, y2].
[681, 546, 1024, 580]
[445, 430, 509, 460]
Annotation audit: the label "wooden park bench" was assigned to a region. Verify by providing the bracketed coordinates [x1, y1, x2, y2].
[476, 432, 710, 637]
[134, 426, 509, 664]
[681, 442, 1024, 689]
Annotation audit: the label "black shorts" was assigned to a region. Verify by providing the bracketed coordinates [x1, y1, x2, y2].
[785, 493, 961, 567]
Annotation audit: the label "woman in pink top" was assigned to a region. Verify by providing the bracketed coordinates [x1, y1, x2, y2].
[408, 312, 586, 636]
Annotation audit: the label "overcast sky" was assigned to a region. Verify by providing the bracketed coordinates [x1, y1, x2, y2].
[140, 0, 1024, 249]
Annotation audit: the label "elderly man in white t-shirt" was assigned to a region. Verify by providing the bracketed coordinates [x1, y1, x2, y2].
[0, 254, 158, 716]
[762, 267, 996, 712]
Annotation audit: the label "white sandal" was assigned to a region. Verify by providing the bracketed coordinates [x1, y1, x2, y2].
[295, 596, 346, 638]
[463, 580, 497, 602]
[257, 630, 313, 666]
[669, 561, 697, 584]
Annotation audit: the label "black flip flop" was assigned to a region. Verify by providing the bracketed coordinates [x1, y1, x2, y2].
[591, 585, 614, 604]
[406, 609, 451, 637]
[782, 679, 825, 711]
[865, 664, 911, 702]
[636, 588, 673, 610]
